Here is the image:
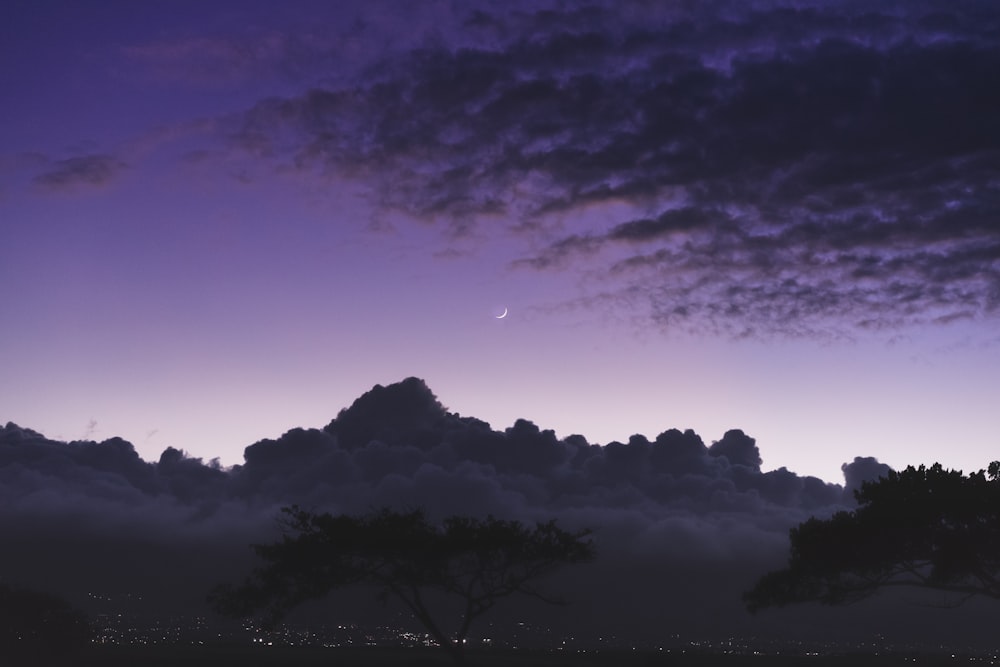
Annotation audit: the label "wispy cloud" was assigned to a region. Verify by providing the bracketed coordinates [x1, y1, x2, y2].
[122, 33, 296, 87]
[33, 154, 127, 191]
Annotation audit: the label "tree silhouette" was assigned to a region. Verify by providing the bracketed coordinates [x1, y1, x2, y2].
[0, 584, 90, 660]
[745, 462, 1000, 612]
[210, 507, 594, 664]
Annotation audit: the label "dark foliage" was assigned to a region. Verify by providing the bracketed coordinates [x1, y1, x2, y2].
[0, 584, 91, 658]
[210, 507, 593, 664]
[745, 463, 1000, 612]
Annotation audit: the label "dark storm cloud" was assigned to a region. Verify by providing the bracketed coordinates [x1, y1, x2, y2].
[33, 154, 126, 190]
[0, 375, 881, 539]
[9, 377, 999, 643]
[232, 0, 1000, 335]
[1, 379, 863, 632]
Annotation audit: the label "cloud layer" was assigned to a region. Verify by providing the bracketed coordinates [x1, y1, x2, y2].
[21, 2, 998, 336]
[227, 1, 1000, 336]
[7, 376, 976, 644]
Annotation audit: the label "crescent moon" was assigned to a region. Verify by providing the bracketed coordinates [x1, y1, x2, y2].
[495, 307, 508, 319]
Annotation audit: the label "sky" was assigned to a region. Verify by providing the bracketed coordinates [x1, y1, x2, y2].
[1, 0, 1000, 647]
[3, 0, 1000, 485]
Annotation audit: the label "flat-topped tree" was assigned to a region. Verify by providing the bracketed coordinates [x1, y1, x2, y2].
[210, 507, 593, 665]
[745, 462, 1000, 612]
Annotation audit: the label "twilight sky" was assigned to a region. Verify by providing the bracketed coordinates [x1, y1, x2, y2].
[3, 0, 1000, 485]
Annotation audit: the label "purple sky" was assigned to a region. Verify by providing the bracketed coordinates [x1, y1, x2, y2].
[3, 0, 999, 485]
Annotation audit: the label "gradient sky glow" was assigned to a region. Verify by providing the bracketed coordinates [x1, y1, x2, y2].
[3, 0, 999, 485]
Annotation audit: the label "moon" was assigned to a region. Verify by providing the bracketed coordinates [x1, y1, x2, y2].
[495, 307, 508, 319]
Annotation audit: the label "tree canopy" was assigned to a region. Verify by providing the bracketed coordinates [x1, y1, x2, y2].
[210, 507, 593, 663]
[0, 584, 91, 658]
[745, 462, 1000, 612]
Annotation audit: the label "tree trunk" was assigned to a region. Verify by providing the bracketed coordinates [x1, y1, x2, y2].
[393, 585, 468, 665]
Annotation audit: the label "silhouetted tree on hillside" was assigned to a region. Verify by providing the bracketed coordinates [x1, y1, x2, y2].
[0, 584, 90, 660]
[745, 462, 1000, 612]
[210, 507, 594, 665]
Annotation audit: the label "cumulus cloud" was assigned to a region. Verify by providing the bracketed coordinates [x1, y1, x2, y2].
[8, 378, 1000, 644]
[0, 377, 916, 641]
[226, 0, 1000, 336]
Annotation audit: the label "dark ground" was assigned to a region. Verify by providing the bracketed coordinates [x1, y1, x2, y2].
[19, 645, 992, 667]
